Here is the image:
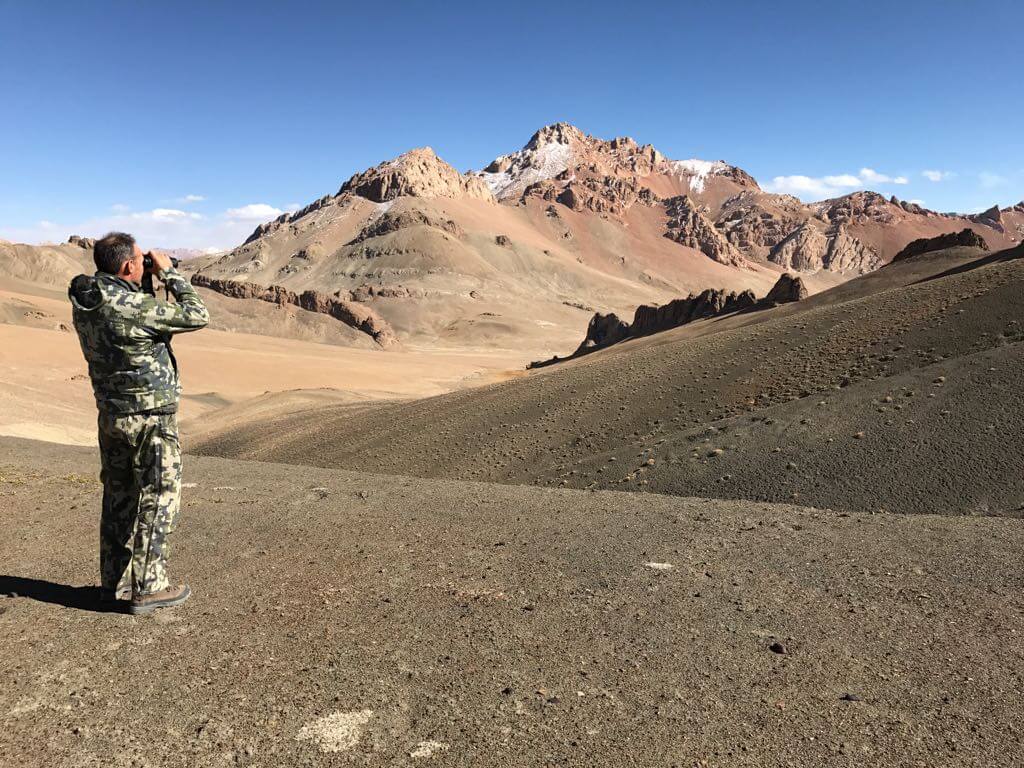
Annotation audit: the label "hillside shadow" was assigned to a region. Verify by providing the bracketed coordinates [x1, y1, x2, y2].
[914, 243, 1024, 285]
[0, 576, 126, 614]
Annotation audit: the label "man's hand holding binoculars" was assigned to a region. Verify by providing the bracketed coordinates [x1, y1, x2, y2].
[143, 250, 175, 274]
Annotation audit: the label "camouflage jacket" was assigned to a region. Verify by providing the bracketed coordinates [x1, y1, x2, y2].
[68, 267, 210, 415]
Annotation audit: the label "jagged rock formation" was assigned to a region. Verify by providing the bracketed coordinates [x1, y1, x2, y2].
[534, 275, 805, 367]
[969, 205, 1003, 232]
[716, 194, 806, 254]
[340, 147, 493, 204]
[630, 288, 756, 338]
[762, 273, 808, 305]
[191, 274, 398, 347]
[526, 172, 659, 216]
[768, 222, 881, 274]
[891, 228, 990, 263]
[664, 196, 747, 267]
[349, 209, 463, 245]
[573, 312, 631, 354]
[68, 235, 95, 249]
[812, 191, 899, 227]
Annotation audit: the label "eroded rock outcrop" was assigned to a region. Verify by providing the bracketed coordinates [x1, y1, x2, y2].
[664, 196, 747, 267]
[630, 289, 756, 338]
[716, 198, 805, 253]
[573, 312, 630, 355]
[533, 283, 772, 368]
[768, 222, 881, 274]
[891, 228, 989, 263]
[762, 273, 808, 305]
[349, 209, 463, 244]
[969, 205, 1003, 232]
[191, 274, 398, 347]
[68, 235, 95, 249]
[339, 148, 493, 204]
[812, 191, 899, 226]
[526, 173, 659, 216]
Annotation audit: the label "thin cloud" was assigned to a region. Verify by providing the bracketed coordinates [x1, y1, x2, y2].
[147, 208, 203, 221]
[224, 203, 285, 220]
[979, 172, 1007, 189]
[174, 194, 206, 204]
[922, 170, 953, 182]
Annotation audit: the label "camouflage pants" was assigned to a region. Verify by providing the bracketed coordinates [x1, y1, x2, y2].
[97, 411, 182, 598]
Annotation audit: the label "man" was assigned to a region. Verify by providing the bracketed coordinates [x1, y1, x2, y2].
[68, 232, 209, 615]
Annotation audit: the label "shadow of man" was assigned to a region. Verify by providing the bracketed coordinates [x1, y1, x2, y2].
[0, 576, 126, 614]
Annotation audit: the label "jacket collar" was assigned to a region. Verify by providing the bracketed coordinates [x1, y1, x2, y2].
[95, 271, 142, 293]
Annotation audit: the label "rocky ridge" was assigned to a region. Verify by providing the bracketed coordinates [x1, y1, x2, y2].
[891, 228, 990, 262]
[664, 195, 747, 267]
[190, 273, 398, 347]
[531, 273, 805, 367]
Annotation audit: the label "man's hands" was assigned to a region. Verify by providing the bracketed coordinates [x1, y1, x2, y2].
[145, 250, 173, 274]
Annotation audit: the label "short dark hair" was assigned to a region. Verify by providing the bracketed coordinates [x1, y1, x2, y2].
[93, 232, 136, 274]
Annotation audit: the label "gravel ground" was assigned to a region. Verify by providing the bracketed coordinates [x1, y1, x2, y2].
[2, 438, 1023, 767]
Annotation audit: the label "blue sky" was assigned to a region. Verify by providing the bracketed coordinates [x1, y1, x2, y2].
[1, 0, 1021, 250]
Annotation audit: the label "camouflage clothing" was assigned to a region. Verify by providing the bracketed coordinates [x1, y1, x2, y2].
[68, 267, 209, 414]
[68, 266, 208, 597]
[98, 410, 182, 596]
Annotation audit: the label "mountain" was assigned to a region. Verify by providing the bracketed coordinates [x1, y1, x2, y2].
[189, 123, 1023, 353]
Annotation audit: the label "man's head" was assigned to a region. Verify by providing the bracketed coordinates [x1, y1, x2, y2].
[94, 232, 144, 282]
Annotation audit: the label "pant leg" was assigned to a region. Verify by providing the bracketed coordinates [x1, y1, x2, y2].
[97, 411, 139, 597]
[131, 413, 182, 596]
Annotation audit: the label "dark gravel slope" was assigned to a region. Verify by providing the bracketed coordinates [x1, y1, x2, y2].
[191, 247, 1024, 516]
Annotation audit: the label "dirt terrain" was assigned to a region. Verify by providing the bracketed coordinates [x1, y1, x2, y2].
[192, 244, 1024, 517]
[2, 438, 1023, 767]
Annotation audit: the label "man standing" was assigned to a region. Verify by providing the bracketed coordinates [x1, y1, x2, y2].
[68, 232, 209, 615]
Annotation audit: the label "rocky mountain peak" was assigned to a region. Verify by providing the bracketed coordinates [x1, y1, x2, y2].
[525, 122, 588, 149]
[339, 147, 494, 204]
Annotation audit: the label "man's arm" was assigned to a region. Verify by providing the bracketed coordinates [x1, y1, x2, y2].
[131, 266, 210, 335]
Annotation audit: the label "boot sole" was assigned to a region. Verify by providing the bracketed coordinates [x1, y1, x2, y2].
[128, 585, 192, 615]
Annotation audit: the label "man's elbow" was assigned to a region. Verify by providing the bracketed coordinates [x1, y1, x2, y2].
[185, 307, 210, 329]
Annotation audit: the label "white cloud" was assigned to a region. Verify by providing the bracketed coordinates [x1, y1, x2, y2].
[180, 194, 206, 203]
[37, 219, 57, 228]
[909, 199, 926, 206]
[922, 170, 953, 182]
[148, 208, 203, 220]
[979, 172, 1007, 189]
[285, 202, 301, 212]
[110, 203, 131, 213]
[822, 174, 862, 187]
[224, 203, 285, 220]
[766, 166, 911, 200]
[859, 168, 908, 185]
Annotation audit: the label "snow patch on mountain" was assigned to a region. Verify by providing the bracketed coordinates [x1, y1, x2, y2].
[669, 159, 730, 194]
[478, 142, 574, 201]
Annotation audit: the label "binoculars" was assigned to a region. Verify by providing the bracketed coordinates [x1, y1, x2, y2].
[143, 253, 181, 272]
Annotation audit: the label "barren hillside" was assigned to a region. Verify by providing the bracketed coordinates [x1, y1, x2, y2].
[192, 243, 1024, 516]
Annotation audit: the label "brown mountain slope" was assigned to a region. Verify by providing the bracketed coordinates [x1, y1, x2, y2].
[191, 244, 1024, 516]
